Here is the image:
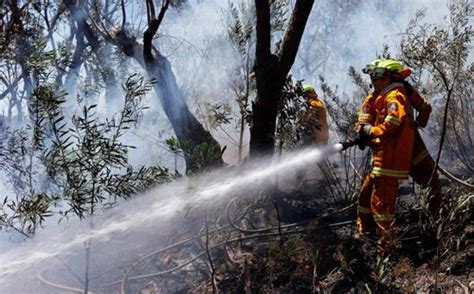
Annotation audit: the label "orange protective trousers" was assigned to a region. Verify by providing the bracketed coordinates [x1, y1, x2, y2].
[357, 175, 399, 253]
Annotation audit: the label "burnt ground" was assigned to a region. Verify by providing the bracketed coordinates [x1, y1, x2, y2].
[36, 166, 473, 293]
[126, 168, 473, 294]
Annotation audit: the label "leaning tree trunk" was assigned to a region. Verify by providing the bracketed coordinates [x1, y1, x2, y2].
[142, 18, 223, 172]
[65, 0, 223, 172]
[250, 0, 314, 157]
[144, 52, 223, 172]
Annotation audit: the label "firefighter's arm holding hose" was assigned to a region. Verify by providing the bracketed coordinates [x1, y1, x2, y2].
[342, 91, 407, 151]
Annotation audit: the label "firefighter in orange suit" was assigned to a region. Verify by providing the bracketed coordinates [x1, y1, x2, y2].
[355, 59, 415, 253]
[301, 85, 329, 145]
[296, 85, 329, 188]
[357, 65, 443, 218]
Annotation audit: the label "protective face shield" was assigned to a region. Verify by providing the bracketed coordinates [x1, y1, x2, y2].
[368, 68, 386, 80]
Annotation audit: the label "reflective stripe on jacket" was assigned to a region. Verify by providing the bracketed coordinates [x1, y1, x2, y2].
[357, 94, 376, 125]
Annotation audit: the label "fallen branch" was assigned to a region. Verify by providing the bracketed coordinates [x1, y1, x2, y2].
[226, 198, 355, 234]
[204, 215, 218, 293]
[119, 209, 249, 293]
[38, 272, 93, 294]
[125, 229, 310, 283]
[121, 220, 355, 287]
[119, 226, 226, 293]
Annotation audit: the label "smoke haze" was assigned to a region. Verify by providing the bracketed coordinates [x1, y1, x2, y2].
[0, 0, 460, 291]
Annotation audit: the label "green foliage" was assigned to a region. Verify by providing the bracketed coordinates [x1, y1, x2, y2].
[1, 193, 53, 235]
[165, 136, 225, 174]
[374, 255, 391, 284]
[268, 236, 304, 263]
[275, 76, 317, 150]
[416, 187, 473, 260]
[26, 39, 69, 80]
[165, 136, 181, 153]
[203, 103, 233, 130]
[0, 126, 53, 235]
[0, 74, 170, 235]
[270, 0, 289, 33]
[228, 0, 255, 55]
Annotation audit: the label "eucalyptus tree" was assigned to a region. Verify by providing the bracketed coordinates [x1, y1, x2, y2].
[63, 0, 223, 173]
[0, 1, 65, 125]
[250, 0, 315, 156]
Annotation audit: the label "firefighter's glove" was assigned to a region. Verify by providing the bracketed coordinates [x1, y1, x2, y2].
[356, 124, 372, 150]
[354, 137, 366, 150]
[416, 113, 429, 128]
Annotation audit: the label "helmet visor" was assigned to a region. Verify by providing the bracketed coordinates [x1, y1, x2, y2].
[369, 68, 386, 80]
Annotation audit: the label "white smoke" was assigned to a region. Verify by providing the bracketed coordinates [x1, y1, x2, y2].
[0, 0, 462, 291]
[0, 144, 341, 292]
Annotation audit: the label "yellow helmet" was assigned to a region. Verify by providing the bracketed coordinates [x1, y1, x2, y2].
[363, 58, 407, 79]
[302, 84, 315, 94]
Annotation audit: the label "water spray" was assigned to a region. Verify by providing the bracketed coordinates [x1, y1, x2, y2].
[0, 143, 349, 290]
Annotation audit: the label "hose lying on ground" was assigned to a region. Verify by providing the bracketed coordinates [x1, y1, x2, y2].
[38, 272, 93, 294]
[438, 165, 474, 189]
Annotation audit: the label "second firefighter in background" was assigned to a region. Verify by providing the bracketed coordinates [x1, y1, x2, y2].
[296, 85, 329, 188]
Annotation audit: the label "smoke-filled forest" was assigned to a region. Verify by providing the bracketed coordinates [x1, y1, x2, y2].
[0, 0, 472, 293]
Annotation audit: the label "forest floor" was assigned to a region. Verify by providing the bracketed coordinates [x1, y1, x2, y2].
[131, 164, 473, 294]
[34, 162, 473, 293]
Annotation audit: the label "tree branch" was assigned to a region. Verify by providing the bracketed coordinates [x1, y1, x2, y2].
[121, 0, 126, 28]
[156, 0, 171, 31]
[143, 0, 170, 61]
[278, 0, 315, 75]
[0, 76, 22, 100]
[146, 0, 156, 23]
[64, 0, 101, 51]
[255, 0, 271, 61]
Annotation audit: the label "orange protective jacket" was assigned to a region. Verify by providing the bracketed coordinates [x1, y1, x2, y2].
[308, 98, 329, 145]
[357, 83, 416, 178]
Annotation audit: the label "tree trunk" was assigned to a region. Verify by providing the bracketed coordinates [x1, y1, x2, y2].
[141, 19, 223, 172]
[64, 25, 85, 97]
[250, 54, 284, 156]
[146, 53, 223, 171]
[64, 0, 223, 172]
[250, 0, 314, 157]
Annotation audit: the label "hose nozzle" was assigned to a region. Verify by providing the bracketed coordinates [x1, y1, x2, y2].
[340, 137, 366, 151]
